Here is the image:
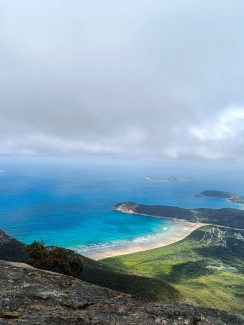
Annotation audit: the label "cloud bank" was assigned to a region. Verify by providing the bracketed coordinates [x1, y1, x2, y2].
[0, 0, 244, 159]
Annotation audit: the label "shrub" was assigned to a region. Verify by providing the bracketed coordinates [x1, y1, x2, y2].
[26, 241, 48, 269]
[26, 242, 83, 277]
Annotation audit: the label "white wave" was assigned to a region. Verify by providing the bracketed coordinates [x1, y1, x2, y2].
[72, 223, 180, 256]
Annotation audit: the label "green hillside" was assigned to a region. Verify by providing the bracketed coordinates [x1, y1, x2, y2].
[101, 226, 244, 317]
[77, 253, 180, 302]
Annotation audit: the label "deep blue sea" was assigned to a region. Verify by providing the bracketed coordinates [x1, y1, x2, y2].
[0, 156, 243, 256]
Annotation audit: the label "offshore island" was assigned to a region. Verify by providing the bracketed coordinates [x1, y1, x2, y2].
[196, 190, 244, 204]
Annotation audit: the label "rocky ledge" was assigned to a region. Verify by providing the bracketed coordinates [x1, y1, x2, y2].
[0, 260, 242, 325]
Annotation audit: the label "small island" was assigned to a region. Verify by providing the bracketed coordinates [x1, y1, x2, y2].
[166, 176, 183, 182]
[196, 190, 244, 204]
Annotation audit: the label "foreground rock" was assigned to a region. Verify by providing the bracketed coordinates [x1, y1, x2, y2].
[0, 260, 242, 324]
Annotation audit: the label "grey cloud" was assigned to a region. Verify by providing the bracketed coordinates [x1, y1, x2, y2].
[0, 0, 244, 158]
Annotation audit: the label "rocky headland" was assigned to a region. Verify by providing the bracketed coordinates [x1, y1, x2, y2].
[114, 201, 244, 229]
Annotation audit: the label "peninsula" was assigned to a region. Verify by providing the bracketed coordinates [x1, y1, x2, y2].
[114, 201, 244, 229]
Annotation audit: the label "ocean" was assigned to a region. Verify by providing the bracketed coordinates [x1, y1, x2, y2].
[0, 156, 243, 257]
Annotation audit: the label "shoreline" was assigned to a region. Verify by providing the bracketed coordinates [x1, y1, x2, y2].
[79, 218, 205, 260]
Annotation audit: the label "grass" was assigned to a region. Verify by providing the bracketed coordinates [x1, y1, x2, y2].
[101, 226, 244, 317]
[77, 252, 180, 302]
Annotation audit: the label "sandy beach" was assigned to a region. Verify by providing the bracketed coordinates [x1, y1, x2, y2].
[84, 219, 205, 260]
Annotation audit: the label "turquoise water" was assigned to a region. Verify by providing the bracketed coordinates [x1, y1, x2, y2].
[0, 156, 243, 256]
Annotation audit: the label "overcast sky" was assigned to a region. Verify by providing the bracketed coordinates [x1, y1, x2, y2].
[0, 0, 244, 159]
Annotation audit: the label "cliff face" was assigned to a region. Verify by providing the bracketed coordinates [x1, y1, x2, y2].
[0, 260, 242, 325]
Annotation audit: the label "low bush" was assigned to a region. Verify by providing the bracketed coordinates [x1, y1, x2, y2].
[26, 241, 83, 277]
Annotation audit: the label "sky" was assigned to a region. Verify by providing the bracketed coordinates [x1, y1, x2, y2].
[0, 0, 244, 160]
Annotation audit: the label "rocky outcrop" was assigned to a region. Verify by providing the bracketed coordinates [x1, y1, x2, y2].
[0, 260, 242, 325]
[166, 176, 183, 182]
[0, 230, 26, 262]
[114, 201, 139, 214]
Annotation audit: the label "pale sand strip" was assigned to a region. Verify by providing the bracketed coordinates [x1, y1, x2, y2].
[87, 220, 205, 260]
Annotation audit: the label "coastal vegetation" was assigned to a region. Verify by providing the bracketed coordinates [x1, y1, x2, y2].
[78, 254, 180, 301]
[101, 226, 244, 317]
[114, 201, 244, 228]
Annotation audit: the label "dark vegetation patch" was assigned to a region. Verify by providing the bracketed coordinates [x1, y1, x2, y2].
[169, 261, 214, 281]
[78, 255, 180, 301]
[26, 241, 83, 277]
